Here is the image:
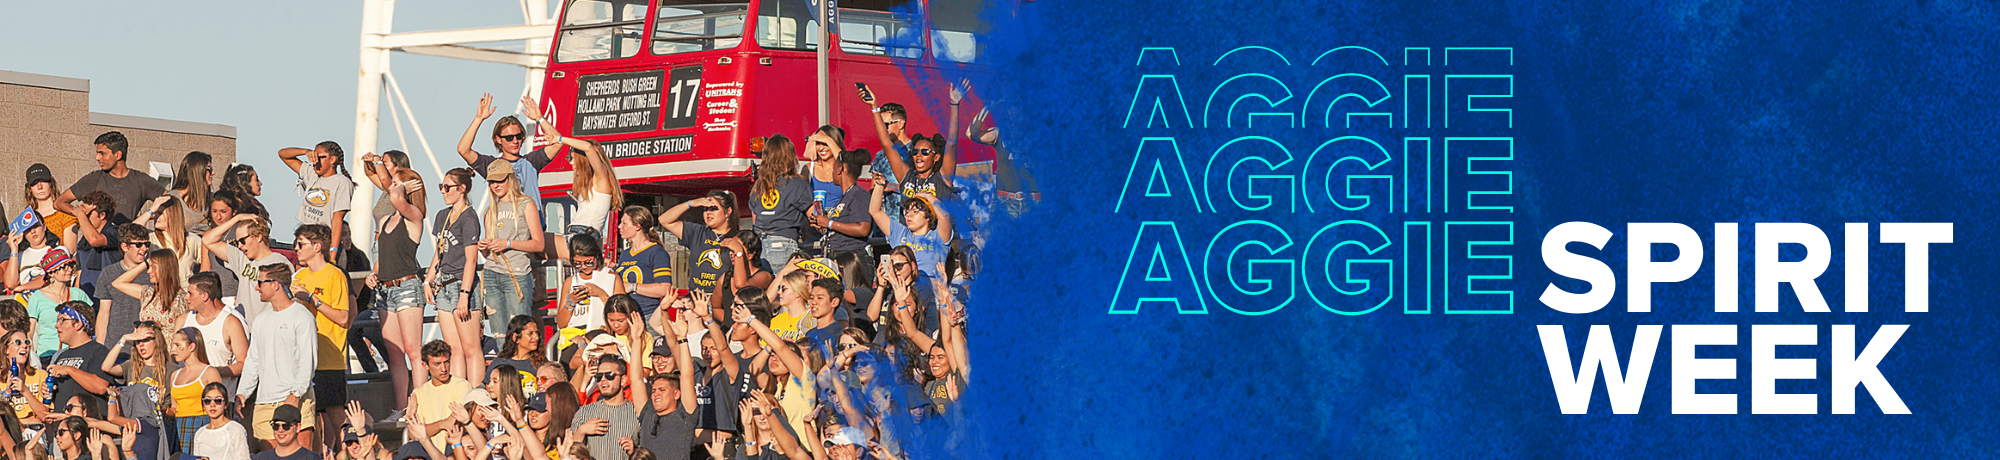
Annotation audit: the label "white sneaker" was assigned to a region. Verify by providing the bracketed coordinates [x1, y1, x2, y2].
[378, 408, 405, 425]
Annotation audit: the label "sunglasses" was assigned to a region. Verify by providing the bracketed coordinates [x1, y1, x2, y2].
[123, 240, 148, 248]
[911, 148, 938, 156]
[439, 183, 463, 191]
[892, 262, 911, 271]
[233, 236, 254, 246]
[500, 133, 527, 142]
[203, 398, 227, 405]
[595, 372, 622, 380]
[886, 119, 905, 126]
[7, 339, 26, 347]
[273, 422, 295, 431]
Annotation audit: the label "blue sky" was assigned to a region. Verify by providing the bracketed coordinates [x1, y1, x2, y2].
[1, 0, 554, 243]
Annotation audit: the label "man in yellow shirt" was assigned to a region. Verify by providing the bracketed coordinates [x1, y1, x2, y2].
[292, 224, 352, 451]
[412, 340, 471, 452]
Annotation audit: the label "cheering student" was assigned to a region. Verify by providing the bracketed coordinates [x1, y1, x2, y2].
[4, 329, 53, 424]
[526, 97, 622, 257]
[167, 327, 224, 455]
[803, 126, 849, 214]
[456, 94, 560, 207]
[56, 132, 165, 225]
[748, 134, 812, 268]
[236, 263, 317, 452]
[336, 400, 391, 460]
[638, 306, 697, 460]
[217, 164, 269, 220]
[293, 224, 353, 451]
[870, 178, 955, 281]
[660, 191, 742, 295]
[26, 250, 90, 360]
[409, 340, 470, 453]
[175, 272, 248, 392]
[7, 209, 58, 293]
[278, 141, 354, 265]
[192, 382, 250, 460]
[478, 161, 546, 338]
[96, 224, 150, 343]
[48, 300, 111, 417]
[201, 214, 291, 324]
[572, 351, 643, 460]
[364, 162, 427, 419]
[556, 233, 621, 341]
[613, 206, 674, 333]
[423, 168, 482, 385]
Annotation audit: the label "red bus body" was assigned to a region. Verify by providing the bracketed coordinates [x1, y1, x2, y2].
[533, 0, 998, 205]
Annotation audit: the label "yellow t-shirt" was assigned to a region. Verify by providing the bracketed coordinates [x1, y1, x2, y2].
[9, 368, 49, 421]
[769, 311, 815, 342]
[295, 264, 351, 371]
[413, 378, 472, 451]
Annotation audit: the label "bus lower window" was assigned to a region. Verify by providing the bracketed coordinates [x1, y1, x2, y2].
[757, 0, 819, 51]
[653, 0, 748, 55]
[838, 0, 921, 58]
[557, 0, 651, 63]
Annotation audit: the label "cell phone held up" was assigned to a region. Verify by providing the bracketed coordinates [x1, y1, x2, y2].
[855, 82, 874, 103]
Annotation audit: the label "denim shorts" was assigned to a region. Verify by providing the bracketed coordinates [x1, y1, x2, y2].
[760, 234, 800, 273]
[374, 276, 425, 312]
[434, 278, 477, 312]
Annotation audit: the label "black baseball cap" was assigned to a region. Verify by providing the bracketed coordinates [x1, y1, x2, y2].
[396, 441, 431, 460]
[25, 164, 53, 186]
[273, 404, 303, 424]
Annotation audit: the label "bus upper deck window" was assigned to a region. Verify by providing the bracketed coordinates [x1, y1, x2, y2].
[756, 0, 819, 51]
[653, 0, 749, 55]
[929, 0, 982, 63]
[556, 0, 651, 63]
[837, 0, 921, 58]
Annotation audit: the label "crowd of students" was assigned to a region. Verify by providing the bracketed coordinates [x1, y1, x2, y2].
[0, 81, 1002, 460]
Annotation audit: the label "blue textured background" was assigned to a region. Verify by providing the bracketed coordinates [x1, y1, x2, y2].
[950, 0, 2000, 457]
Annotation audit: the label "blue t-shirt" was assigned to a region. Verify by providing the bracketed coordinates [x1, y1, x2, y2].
[680, 222, 730, 293]
[888, 220, 948, 280]
[618, 243, 674, 315]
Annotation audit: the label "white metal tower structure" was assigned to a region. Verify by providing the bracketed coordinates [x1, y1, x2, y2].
[350, 0, 559, 252]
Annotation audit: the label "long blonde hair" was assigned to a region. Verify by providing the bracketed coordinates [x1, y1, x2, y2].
[152, 196, 190, 255]
[125, 324, 171, 388]
[571, 140, 623, 210]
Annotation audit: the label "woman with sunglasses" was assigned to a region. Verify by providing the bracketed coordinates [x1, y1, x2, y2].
[5, 210, 59, 293]
[3, 330, 52, 429]
[108, 249, 188, 328]
[190, 382, 248, 460]
[165, 327, 219, 455]
[880, 85, 964, 204]
[457, 94, 560, 208]
[24, 249, 85, 360]
[556, 233, 619, 346]
[424, 167, 482, 388]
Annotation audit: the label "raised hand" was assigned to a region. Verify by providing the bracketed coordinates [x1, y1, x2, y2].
[476, 93, 496, 120]
[948, 82, 964, 105]
[520, 95, 545, 122]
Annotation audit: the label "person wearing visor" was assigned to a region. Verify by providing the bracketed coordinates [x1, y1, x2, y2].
[26, 248, 90, 360]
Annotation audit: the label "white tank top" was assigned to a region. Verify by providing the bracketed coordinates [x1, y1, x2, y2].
[565, 269, 616, 330]
[181, 308, 242, 389]
[572, 191, 612, 235]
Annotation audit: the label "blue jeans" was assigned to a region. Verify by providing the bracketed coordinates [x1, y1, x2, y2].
[481, 269, 536, 336]
[761, 234, 800, 272]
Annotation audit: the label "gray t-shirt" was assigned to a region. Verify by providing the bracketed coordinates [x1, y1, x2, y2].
[96, 260, 149, 342]
[751, 177, 812, 240]
[69, 169, 166, 223]
[639, 403, 697, 460]
[295, 171, 353, 229]
[483, 199, 534, 276]
[223, 246, 292, 324]
[575, 399, 640, 460]
[432, 208, 481, 280]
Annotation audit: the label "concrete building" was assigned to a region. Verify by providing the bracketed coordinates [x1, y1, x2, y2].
[0, 69, 237, 215]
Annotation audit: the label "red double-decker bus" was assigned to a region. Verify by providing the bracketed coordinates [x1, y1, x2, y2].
[531, 0, 998, 232]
